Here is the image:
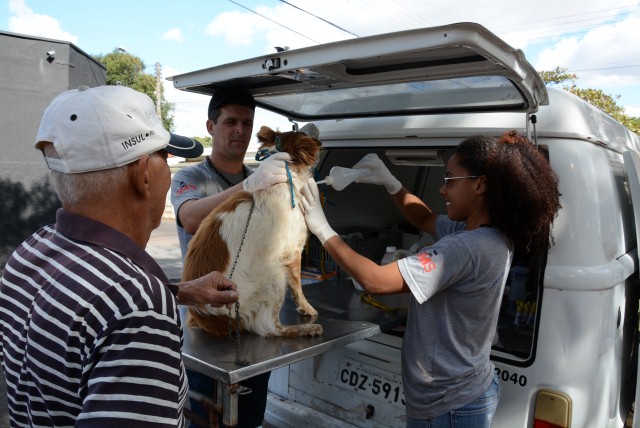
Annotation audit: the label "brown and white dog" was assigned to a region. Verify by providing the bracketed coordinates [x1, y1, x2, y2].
[182, 125, 323, 337]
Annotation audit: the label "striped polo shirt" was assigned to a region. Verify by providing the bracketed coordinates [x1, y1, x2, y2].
[0, 209, 187, 427]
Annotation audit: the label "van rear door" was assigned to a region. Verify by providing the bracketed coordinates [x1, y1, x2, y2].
[623, 150, 640, 428]
[169, 22, 547, 120]
[624, 150, 640, 268]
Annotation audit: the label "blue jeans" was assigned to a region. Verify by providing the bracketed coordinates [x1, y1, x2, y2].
[406, 373, 500, 428]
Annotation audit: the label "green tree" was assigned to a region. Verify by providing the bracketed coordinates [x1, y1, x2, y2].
[94, 49, 175, 131]
[192, 136, 212, 148]
[539, 67, 639, 135]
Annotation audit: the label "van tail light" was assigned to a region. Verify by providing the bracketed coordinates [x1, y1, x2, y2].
[534, 422, 564, 428]
[533, 389, 572, 428]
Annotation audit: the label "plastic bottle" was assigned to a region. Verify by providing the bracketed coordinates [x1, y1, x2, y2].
[408, 232, 435, 254]
[526, 302, 537, 326]
[507, 261, 529, 318]
[316, 166, 371, 191]
[381, 246, 412, 265]
[513, 301, 524, 326]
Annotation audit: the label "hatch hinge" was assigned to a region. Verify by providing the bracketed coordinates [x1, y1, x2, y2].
[262, 57, 281, 71]
[526, 113, 538, 146]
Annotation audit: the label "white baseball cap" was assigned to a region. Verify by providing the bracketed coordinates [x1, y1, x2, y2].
[35, 85, 203, 173]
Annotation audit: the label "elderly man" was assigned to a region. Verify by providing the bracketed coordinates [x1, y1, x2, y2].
[0, 85, 239, 427]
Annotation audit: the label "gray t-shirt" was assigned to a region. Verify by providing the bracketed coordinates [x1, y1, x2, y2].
[397, 215, 513, 418]
[170, 159, 249, 260]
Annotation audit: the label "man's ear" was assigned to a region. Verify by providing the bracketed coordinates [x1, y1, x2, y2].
[130, 155, 151, 197]
[206, 119, 215, 137]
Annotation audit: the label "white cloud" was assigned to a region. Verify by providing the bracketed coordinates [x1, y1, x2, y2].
[626, 105, 640, 117]
[535, 17, 640, 88]
[162, 28, 184, 42]
[205, 10, 261, 46]
[535, 37, 581, 70]
[8, 0, 78, 43]
[163, 66, 209, 137]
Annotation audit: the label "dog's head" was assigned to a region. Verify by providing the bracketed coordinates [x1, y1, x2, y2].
[256, 125, 322, 171]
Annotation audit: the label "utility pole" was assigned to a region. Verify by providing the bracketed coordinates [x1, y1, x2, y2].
[155, 62, 162, 117]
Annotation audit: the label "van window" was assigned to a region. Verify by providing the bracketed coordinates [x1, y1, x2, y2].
[262, 76, 528, 120]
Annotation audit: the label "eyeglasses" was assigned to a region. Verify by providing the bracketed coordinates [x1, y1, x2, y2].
[443, 175, 480, 188]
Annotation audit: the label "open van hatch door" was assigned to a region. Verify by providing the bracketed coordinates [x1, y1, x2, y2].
[623, 150, 640, 427]
[624, 150, 640, 270]
[169, 22, 547, 121]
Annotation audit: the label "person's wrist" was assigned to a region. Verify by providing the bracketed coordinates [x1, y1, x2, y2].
[176, 281, 195, 305]
[316, 224, 338, 244]
[242, 177, 254, 192]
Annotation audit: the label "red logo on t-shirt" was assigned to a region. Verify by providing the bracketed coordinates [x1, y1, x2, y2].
[418, 251, 437, 273]
[176, 183, 196, 196]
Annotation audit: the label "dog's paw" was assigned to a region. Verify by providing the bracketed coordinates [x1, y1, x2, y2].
[280, 323, 323, 337]
[297, 304, 318, 317]
[300, 323, 323, 337]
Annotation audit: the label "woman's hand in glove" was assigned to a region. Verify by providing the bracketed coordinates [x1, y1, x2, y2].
[353, 153, 402, 194]
[243, 152, 293, 192]
[300, 178, 338, 244]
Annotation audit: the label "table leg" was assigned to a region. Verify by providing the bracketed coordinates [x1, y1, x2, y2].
[187, 387, 220, 428]
[220, 381, 239, 427]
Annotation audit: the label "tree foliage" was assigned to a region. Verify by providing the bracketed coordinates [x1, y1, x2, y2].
[539, 67, 639, 135]
[93, 49, 175, 131]
[192, 136, 212, 148]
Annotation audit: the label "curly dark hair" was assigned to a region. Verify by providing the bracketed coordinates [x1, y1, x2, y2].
[454, 130, 561, 253]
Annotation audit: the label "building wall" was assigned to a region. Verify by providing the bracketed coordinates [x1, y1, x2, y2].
[0, 32, 106, 266]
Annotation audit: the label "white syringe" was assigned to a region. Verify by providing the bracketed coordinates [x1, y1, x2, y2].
[316, 166, 371, 191]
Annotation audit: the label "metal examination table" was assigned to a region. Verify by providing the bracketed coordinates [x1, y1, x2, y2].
[180, 279, 409, 427]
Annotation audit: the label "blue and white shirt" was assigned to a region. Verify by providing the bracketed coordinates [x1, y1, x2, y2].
[0, 209, 187, 427]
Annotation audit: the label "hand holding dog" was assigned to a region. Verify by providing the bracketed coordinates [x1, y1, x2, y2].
[177, 271, 239, 308]
[353, 153, 402, 194]
[243, 152, 293, 192]
[301, 178, 338, 244]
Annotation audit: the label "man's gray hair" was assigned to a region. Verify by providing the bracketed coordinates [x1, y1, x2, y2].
[42, 143, 128, 206]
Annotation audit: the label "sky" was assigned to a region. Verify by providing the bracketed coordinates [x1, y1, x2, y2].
[2, 0, 639, 142]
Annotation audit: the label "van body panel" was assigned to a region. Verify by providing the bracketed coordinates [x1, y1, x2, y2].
[545, 139, 632, 281]
[623, 150, 640, 269]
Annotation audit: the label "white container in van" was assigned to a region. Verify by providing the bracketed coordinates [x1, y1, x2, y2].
[171, 22, 640, 428]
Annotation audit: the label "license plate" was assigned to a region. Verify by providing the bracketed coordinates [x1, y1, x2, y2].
[336, 358, 405, 407]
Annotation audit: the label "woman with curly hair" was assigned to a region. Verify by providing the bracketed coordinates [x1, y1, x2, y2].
[300, 130, 561, 428]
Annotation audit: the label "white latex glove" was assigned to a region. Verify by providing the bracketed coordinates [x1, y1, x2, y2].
[243, 152, 293, 192]
[300, 178, 338, 244]
[353, 153, 402, 194]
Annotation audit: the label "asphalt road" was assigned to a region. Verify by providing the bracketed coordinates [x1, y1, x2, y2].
[146, 218, 184, 282]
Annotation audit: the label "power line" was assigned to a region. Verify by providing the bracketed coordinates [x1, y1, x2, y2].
[226, 0, 320, 44]
[569, 64, 640, 73]
[277, 0, 359, 37]
[494, 4, 639, 32]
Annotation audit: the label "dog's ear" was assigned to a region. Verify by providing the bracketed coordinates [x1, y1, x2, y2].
[256, 126, 277, 147]
[279, 132, 322, 168]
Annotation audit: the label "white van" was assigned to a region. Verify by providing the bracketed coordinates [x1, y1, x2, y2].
[171, 22, 640, 427]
